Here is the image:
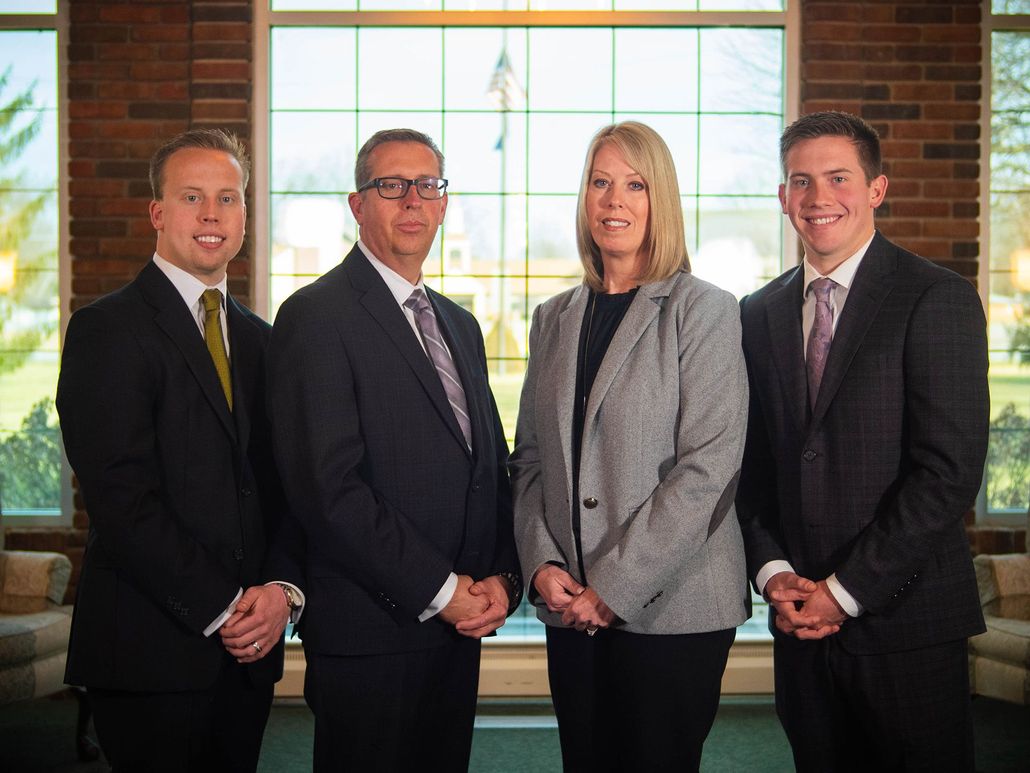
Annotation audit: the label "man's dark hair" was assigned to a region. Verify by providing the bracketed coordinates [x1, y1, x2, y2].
[354, 128, 445, 190]
[780, 111, 882, 182]
[149, 128, 251, 199]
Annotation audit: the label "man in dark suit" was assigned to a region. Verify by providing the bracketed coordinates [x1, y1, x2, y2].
[57, 129, 303, 772]
[267, 128, 521, 772]
[737, 112, 989, 772]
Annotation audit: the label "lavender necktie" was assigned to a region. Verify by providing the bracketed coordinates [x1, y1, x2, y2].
[806, 277, 837, 410]
[404, 288, 472, 448]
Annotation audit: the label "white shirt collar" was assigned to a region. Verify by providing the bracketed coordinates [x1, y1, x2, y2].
[357, 240, 426, 306]
[802, 232, 875, 295]
[152, 252, 228, 310]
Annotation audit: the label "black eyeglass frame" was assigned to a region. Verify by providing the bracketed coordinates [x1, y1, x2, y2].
[357, 176, 449, 200]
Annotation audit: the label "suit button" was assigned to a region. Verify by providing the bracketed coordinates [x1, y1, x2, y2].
[802, 450, 817, 461]
[233, 548, 244, 561]
[583, 497, 598, 509]
[241, 488, 253, 497]
[471, 483, 481, 493]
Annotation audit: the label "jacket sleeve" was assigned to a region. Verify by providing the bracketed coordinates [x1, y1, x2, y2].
[835, 276, 989, 613]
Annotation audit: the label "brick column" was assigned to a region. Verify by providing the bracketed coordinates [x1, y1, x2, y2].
[800, 0, 982, 286]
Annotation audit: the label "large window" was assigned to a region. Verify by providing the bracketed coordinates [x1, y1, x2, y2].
[0, 3, 62, 519]
[987, 2, 1030, 519]
[260, 2, 793, 637]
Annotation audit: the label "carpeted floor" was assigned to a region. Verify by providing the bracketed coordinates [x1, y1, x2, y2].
[1, 691, 1027, 771]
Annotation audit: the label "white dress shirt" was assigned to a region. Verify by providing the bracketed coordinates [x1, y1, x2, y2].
[755, 233, 875, 619]
[357, 241, 459, 622]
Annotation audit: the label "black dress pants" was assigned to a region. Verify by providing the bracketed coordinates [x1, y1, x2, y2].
[773, 634, 974, 773]
[88, 654, 274, 773]
[546, 625, 735, 773]
[304, 637, 481, 773]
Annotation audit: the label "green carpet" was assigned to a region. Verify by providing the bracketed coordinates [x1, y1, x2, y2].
[1, 691, 1027, 771]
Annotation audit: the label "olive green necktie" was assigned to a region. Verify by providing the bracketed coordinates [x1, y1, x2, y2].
[201, 289, 233, 410]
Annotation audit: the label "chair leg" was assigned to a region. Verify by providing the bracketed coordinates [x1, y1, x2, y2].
[71, 686, 100, 762]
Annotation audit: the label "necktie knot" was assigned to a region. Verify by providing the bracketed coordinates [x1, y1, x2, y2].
[809, 277, 836, 301]
[404, 288, 431, 315]
[202, 288, 223, 313]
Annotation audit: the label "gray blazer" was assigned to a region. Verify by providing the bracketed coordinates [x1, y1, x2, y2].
[510, 269, 751, 635]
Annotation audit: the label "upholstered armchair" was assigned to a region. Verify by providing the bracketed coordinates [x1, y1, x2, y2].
[0, 548, 96, 759]
[969, 551, 1030, 705]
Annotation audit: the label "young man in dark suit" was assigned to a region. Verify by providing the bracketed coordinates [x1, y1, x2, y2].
[737, 111, 989, 772]
[267, 128, 521, 772]
[57, 129, 303, 772]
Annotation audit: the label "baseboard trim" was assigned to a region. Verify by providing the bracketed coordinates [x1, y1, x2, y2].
[274, 636, 774, 699]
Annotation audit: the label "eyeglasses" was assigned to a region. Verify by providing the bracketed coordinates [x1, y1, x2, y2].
[357, 177, 448, 200]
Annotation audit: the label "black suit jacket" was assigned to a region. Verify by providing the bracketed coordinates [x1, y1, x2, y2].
[267, 245, 519, 656]
[57, 261, 298, 691]
[736, 232, 988, 655]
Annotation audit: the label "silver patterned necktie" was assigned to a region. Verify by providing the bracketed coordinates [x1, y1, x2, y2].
[404, 288, 472, 448]
[806, 277, 837, 410]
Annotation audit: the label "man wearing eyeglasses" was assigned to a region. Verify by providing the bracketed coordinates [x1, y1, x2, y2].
[267, 128, 521, 772]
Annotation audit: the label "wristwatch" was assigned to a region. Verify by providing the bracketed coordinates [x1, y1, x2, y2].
[496, 571, 523, 615]
[275, 582, 302, 612]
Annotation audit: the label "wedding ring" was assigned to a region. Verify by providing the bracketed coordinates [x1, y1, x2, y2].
[251, 641, 262, 653]
[586, 626, 598, 636]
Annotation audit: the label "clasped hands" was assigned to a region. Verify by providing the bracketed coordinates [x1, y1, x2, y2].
[441, 574, 514, 639]
[765, 571, 847, 640]
[220, 585, 291, 663]
[533, 564, 614, 632]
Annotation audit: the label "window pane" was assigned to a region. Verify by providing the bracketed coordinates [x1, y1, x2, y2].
[272, 112, 356, 192]
[272, 28, 356, 111]
[528, 28, 612, 111]
[700, 28, 783, 113]
[992, 0, 1030, 14]
[988, 29, 1030, 513]
[614, 29, 699, 113]
[0, 1, 56, 12]
[0, 28, 59, 513]
[358, 28, 443, 110]
[444, 28, 527, 112]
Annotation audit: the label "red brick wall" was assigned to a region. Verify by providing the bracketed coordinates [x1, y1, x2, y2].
[67, 0, 253, 316]
[800, 0, 983, 285]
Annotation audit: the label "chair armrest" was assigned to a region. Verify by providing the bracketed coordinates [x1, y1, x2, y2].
[0, 550, 73, 613]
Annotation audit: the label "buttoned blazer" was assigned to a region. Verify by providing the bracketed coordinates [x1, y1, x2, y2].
[266, 245, 519, 656]
[510, 270, 751, 634]
[736, 232, 989, 654]
[57, 261, 295, 692]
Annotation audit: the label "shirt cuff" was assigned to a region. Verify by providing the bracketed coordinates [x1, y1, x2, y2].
[264, 580, 306, 624]
[756, 560, 795, 597]
[203, 587, 242, 637]
[825, 573, 863, 617]
[418, 572, 458, 622]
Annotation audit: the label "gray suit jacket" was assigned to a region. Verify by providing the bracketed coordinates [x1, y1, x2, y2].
[510, 270, 751, 634]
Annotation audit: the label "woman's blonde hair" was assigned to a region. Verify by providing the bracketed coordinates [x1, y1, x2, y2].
[575, 121, 689, 291]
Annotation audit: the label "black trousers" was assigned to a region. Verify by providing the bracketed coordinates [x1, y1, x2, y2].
[546, 625, 735, 773]
[304, 637, 481, 773]
[774, 634, 974, 773]
[88, 655, 273, 773]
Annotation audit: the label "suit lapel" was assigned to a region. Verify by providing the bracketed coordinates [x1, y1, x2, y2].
[137, 262, 237, 442]
[810, 233, 895, 426]
[226, 297, 257, 460]
[764, 265, 808, 434]
[345, 248, 469, 454]
[583, 273, 679, 427]
[555, 285, 589, 502]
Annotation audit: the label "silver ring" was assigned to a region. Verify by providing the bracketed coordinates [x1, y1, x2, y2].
[586, 626, 598, 636]
[251, 641, 262, 653]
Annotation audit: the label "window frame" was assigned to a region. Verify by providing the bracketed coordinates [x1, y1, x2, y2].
[979, 6, 1030, 526]
[0, 2, 71, 525]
